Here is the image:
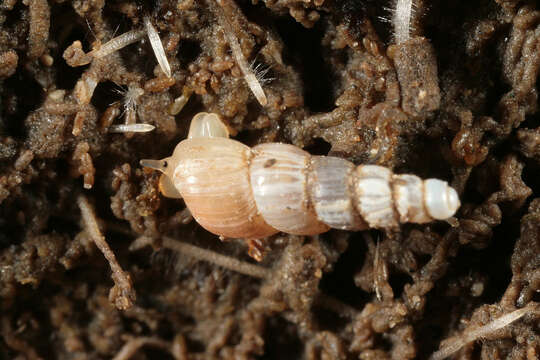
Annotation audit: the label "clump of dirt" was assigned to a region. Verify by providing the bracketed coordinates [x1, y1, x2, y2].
[1, 0, 539, 359]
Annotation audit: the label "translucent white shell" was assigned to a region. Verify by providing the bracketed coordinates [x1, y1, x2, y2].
[308, 156, 367, 231]
[188, 112, 229, 139]
[140, 112, 461, 239]
[354, 165, 398, 229]
[424, 179, 460, 220]
[392, 174, 431, 224]
[249, 143, 329, 235]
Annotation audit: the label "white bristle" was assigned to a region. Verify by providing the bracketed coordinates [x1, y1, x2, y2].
[251, 60, 274, 85]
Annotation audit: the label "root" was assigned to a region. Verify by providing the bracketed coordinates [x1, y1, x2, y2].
[160, 236, 268, 279]
[0, 50, 18, 78]
[144, 17, 172, 78]
[63, 30, 145, 68]
[131, 235, 358, 319]
[77, 195, 136, 310]
[169, 88, 192, 115]
[1, 318, 42, 360]
[373, 236, 393, 302]
[74, 75, 98, 105]
[70, 142, 96, 189]
[100, 105, 121, 130]
[316, 293, 358, 319]
[28, 0, 50, 59]
[112, 336, 180, 360]
[87, 30, 146, 63]
[215, 0, 268, 106]
[108, 124, 155, 133]
[392, 0, 415, 44]
[430, 303, 539, 360]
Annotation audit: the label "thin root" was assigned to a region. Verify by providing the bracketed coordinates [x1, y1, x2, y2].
[88, 29, 146, 61]
[430, 303, 539, 360]
[169, 88, 192, 115]
[215, 0, 268, 106]
[112, 337, 178, 360]
[392, 0, 414, 44]
[109, 123, 155, 133]
[77, 195, 136, 310]
[145, 17, 172, 78]
[160, 236, 268, 279]
[1, 318, 43, 360]
[131, 235, 358, 319]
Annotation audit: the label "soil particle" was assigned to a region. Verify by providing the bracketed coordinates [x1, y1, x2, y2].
[110, 163, 161, 236]
[0, 233, 66, 287]
[0, 49, 17, 78]
[517, 127, 540, 160]
[27, 0, 50, 60]
[389, 36, 441, 118]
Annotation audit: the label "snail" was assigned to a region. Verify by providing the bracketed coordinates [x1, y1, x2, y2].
[141, 112, 460, 240]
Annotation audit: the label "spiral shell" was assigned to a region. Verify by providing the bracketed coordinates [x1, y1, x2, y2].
[141, 112, 460, 238]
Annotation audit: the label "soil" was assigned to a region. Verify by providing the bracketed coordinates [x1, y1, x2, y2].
[0, 0, 539, 359]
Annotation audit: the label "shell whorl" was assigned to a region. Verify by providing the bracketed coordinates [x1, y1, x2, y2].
[167, 137, 277, 239]
[247, 144, 459, 233]
[249, 143, 330, 235]
[308, 156, 367, 231]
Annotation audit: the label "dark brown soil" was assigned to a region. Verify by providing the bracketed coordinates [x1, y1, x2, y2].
[1, 0, 539, 359]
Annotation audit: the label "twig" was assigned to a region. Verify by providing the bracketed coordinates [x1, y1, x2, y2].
[77, 195, 136, 310]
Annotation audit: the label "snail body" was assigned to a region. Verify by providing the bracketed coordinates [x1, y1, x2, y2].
[141, 113, 460, 239]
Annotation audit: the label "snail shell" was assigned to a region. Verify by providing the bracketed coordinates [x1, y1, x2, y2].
[141, 112, 460, 238]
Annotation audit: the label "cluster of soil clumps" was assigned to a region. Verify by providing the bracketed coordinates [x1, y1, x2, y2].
[0, 0, 539, 359]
